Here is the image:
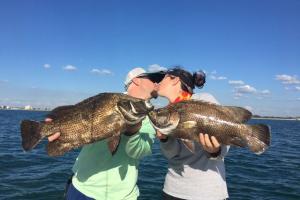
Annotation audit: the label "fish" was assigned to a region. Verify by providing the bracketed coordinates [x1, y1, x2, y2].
[20, 93, 153, 156]
[148, 100, 271, 154]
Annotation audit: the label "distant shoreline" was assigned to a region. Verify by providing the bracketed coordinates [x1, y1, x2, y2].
[0, 108, 299, 120]
[252, 117, 299, 121]
[0, 108, 49, 112]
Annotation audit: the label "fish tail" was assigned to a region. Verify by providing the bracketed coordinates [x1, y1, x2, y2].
[247, 124, 271, 154]
[20, 120, 43, 151]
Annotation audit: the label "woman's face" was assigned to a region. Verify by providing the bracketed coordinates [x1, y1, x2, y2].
[157, 74, 178, 97]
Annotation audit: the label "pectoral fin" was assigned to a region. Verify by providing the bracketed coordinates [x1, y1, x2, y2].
[229, 137, 247, 147]
[181, 139, 196, 153]
[178, 121, 199, 135]
[107, 135, 121, 155]
[182, 121, 197, 129]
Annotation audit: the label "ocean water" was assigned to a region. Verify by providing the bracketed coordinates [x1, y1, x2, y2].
[0, 110, 299, 200]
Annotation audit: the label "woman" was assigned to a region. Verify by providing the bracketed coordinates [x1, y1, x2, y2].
[156, 67, 230, 200]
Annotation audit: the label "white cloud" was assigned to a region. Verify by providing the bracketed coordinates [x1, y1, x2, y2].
[235, 85, 256, 94]
[259, 89, 271, 95]
[244, 106, 253, 111]
[228, 80, 245, 85]
[91, 68, 113, 75]
[209, 70, 227, 80]
[256, 90, 271, 99]
[43, 64, 51, 69]
[148, 64, 167, 72]
[275, 74, 300, 84]
[211, 70, 217, 75]
[210, 75, 227, 80]
[233, 93, 243, 99]
[63, 65, 77, 71]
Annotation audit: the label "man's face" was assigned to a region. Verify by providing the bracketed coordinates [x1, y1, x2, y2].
[138, 77, 158, 99]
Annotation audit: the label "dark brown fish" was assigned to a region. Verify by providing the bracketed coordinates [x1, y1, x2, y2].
[148, 100, 271, 154]
[21, 93, 153, 156]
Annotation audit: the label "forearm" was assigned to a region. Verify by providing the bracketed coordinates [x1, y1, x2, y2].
[207, 144, 230, 160]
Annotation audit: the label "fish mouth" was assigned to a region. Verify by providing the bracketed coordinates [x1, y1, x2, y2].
[118, 100, 152, 125]
[119, 105, 145, 124]
[148, 111, 180, 135]
[145, 100, 154, 110]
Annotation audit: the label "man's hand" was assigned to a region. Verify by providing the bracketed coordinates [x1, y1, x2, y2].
[45, 118, 61, 142]
[124, 122, 142, 136]
[199, 133, 221, 154]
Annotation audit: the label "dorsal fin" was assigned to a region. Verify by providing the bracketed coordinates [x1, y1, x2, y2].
[107, 136, 121, 155]
[223, 106, 252, 123]
[46, 105, 75, 120]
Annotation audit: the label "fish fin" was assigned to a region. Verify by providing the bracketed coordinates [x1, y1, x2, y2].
[178, 121, 199, 153]
[46, 105, 75, 119]
[182, 121, 197, 129]
[20, 120, 44, 151]
[47, 141, 73, 157]
[181, 139, 196, 153]
[224, 106, 252, 123]
[246, 124, 271, 154]
[229, 137, 247, 147]
[108, 136, 121, 155]
[178, 120, 199, 136]
[47, 140, 62, 156]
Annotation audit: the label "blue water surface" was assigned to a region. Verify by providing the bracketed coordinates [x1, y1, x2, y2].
[0, 110, 299, 200]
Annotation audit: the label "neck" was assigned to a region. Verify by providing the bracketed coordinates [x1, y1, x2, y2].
[166, 87, 183, 103]
[170, 90, 192, 103]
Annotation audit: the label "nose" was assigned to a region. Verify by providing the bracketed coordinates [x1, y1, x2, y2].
[153, 83, 159, 91]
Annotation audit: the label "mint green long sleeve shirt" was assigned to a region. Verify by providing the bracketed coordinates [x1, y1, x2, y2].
[71, 116, 155, 200]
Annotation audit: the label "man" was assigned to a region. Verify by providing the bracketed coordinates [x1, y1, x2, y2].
[46, 67, 165, 200]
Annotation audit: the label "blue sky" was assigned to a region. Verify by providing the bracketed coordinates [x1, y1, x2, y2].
[0, 0, 299, 116]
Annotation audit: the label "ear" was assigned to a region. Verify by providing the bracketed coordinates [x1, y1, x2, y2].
[133, 77, 141, 86]
[172, 77, 180, 86]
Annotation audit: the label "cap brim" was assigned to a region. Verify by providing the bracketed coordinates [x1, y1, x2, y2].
[138, 71, 166, 83]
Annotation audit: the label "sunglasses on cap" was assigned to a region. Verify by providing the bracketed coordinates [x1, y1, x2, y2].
[124, 72, 166, 90]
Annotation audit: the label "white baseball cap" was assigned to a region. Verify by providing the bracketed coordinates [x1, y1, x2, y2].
[124, 67, 166, 91]
[124, 67, 147, 87]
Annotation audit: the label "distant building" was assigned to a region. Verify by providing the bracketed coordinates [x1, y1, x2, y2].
[24, 105, 33, 110]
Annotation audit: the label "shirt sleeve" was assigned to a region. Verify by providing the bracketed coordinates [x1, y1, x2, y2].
[124, 117, 156, 160]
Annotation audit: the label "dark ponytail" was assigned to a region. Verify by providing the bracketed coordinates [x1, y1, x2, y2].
[192, 70, 206, 89]
[166, 67, 206, 94]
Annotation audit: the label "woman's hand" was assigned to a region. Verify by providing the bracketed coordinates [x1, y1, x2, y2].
[45, 118, 61, 141]
[199, 133, 221, 154]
